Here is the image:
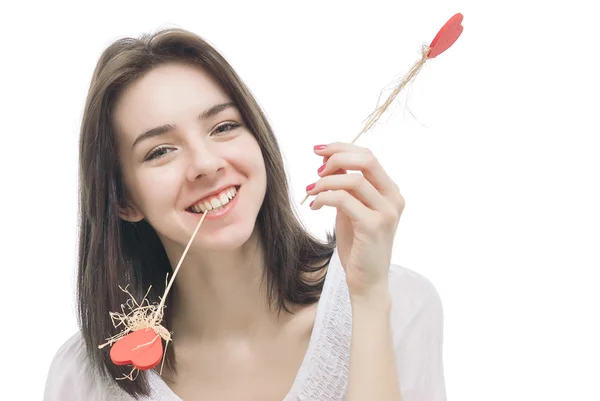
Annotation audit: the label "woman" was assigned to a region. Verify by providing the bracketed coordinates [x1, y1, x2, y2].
[44, 28, 446, 401]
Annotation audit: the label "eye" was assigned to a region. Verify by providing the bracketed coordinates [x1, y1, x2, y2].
[213, 122, 241, 135]
[145, 145, 175, 161]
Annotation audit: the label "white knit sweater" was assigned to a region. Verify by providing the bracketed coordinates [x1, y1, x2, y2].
[44, 248, 446, 400]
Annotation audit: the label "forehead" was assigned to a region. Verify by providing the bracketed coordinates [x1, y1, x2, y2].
[113, 62, 230, 138]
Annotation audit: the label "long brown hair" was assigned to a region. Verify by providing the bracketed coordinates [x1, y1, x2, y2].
[77, 28, 335, 398]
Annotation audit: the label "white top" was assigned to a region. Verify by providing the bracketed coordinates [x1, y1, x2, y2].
[44, 248, 446, 400]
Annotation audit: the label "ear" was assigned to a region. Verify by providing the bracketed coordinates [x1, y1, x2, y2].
[118, 200, 144, 223]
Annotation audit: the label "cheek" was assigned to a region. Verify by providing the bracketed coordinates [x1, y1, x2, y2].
[254, 148, 267, 188]
[248, 150, 268, 185]
[250, 152, 268, 201]
[133, 166, 183, 212]
[228, 137, 265, 174]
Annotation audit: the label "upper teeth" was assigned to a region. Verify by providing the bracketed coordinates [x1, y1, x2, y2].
[190, 186, 237, 213]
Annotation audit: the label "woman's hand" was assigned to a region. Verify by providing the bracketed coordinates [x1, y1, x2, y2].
[306, 142, 405, 302]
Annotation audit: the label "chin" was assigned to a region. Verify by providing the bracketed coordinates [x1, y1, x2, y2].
[199, 220, 258, 251]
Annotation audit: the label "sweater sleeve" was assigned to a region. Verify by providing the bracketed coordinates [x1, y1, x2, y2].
[388, 264, 447, 401]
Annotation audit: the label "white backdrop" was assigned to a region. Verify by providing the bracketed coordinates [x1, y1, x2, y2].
[1, 0, 599, 399]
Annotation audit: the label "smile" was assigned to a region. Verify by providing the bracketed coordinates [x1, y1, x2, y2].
[186, 186, 239, 214]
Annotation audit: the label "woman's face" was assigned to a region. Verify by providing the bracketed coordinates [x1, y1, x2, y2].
[113, 62, 267, 251]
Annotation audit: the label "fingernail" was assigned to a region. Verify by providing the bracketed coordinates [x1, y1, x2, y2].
[309, 200, 315, 207]
[317, 163, 326, 174]
[306, 183, 316, 192]
[314, 144, 327, 151]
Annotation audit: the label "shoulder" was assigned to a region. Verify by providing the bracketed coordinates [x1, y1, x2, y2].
[386, 263, 444, 338]
[44, 332, 125, 401]
[324, 258, 443, 341]
[386, 264, 447, 400]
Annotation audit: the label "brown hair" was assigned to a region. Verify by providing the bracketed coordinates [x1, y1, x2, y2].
[77, 27, 335, 398]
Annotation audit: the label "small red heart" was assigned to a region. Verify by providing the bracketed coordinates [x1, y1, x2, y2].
[428, 13, 464, 58]
[110, 328, 163, 370]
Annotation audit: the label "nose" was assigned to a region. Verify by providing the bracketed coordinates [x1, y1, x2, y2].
[185, 140, 225, 182]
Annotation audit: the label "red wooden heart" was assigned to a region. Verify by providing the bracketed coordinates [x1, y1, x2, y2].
[428, 13, 464, 58]
[110, 328, 163, 370]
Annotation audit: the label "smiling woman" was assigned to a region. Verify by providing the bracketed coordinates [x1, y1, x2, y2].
[43, 28, 446, 401]
[113, 62, 270, 252]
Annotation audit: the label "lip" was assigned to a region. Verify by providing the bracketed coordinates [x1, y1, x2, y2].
[186, 185, 240, 210]
[187, 185, 240, 220]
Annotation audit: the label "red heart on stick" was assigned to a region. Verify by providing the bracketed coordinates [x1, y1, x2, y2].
[428, 13, 464, 58]
[110, 328, 163, 370]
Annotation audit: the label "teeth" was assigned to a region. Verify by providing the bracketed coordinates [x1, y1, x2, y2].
[189, 186, 238, 214]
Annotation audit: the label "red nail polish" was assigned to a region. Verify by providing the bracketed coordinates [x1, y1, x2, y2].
[306, 183, 316, 191]
[309, 200, 315, 207]
[317, 163, 326, 173]
[314, 145, 327, 151]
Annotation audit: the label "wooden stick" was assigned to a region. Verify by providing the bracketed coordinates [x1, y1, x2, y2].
[299, 45, 431, 206]
[154, 210, 208, 322]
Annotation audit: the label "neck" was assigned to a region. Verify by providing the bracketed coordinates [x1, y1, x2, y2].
[161, 226, 284, 343]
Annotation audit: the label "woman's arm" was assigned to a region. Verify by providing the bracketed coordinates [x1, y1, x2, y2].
[307, 143, 445, 400]
[347, 266, 447, 401]
[347, 283, 403, 401]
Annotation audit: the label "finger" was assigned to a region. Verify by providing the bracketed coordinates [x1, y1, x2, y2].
[306, 173, 383, 210]
[320, 156, 345, 175]
[314, 142, 371, 157]
[310, 189, 374, 224]
[319, 144, 361, 170]
[317, 151, 397, 197]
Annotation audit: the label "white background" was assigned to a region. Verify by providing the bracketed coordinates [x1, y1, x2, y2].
[1, 0, 599, 399]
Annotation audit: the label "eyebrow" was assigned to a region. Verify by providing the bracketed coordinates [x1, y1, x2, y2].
[131, 102, 236, 150]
